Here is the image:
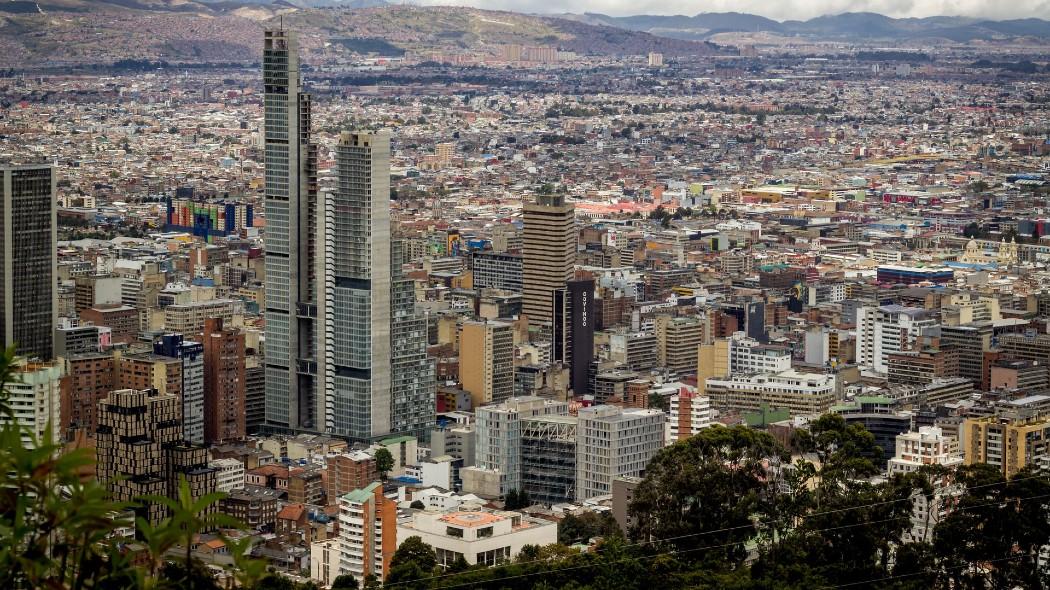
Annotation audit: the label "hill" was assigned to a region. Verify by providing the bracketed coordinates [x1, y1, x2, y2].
[0, 3, 721, 67]
[558, 10, 1050, 43]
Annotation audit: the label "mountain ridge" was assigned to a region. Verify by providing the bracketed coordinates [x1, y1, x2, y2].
[557, 10, 1050, 42]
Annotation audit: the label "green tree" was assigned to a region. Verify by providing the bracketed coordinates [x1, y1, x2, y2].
[557, 511, 621, 545]
[331, 574, 360, 590]
[386, 536, 437, 590]
[374, 448, 395, 480]
[629, 425, 786, 568]
[0, 346, 138, 590]
[140, 475, 241, 590]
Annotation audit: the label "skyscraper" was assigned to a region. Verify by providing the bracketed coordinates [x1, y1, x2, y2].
[553, 278, 595, 395]
[522, 194, 575, 325]
[263, 28, 322, 432]
[1, 162, 56, 360]
[324, 131, 434, 440]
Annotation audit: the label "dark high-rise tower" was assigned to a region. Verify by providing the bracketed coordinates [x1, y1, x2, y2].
[1, 163, 56, 360]
[262, 29, 321, 431]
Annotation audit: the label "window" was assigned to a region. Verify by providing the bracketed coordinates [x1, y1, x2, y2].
[446, 526, 464, 538]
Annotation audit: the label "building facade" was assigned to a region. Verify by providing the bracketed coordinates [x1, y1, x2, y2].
[522, 194, 575, 325]
[1, 163, 56, 360]
[263, 28, 322, 432]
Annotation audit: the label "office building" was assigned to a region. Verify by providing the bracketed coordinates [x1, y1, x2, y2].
[326, 451, 379, 502]
[55, 324, 106, 357]
[96, 389, 217, 526]
[2, 359, 63, 447]
[397, 508, 557, 567]
[471, 252, 523, 293]
[856, 305, 937, 374]
[938, 323, 993, 385]
[963, 414, 1050, 479]
[337, 483, 397, 583]
[459, 320, 514, 408]
[164, 299, 242, 335]
[520, 413, 577, 505]
[245, 353, 266, 433]
[575, 405, 664, 501]
[323, 131, 435, 440]
[553, 279, 595, 394]
[522, 194, 575, 325]
[706, 370, 837, 417]
[1, 163, 56, 360]
[203, 318, 246, 443]
[155, 334, 205, 445]
[263, 28, 322, 432]
[654, 315, 703, 375]
[472, 397, 570, 497]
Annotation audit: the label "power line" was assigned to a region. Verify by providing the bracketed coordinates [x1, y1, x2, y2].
[397, 493, 1050, 590]
[382, 487, 1050, 589]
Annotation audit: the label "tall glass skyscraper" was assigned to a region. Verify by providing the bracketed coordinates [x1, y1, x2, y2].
[323, 132, 434, 440]
[262, 29, 321, 431]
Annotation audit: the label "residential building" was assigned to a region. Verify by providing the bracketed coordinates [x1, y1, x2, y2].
[60, 352, 116, 436]
[2, 359, 63, 447]
[963, 414, 1050, 479]
[337, 483, 397, 583]
[326, 451, 379, 503]
[888, 426, 964, 544]
[203, 318, 246, 443]
[210, 457, 247, 493]
[667, 388, 712, 443]
[96, 389, 216, 525]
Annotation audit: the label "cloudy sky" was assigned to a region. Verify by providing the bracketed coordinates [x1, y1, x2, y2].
[408, 0, 1050, 21]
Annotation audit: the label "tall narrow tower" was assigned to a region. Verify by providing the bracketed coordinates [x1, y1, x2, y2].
[324, 131, 434, 440]
[1, 162, 56, 360]
[263, 29, 321, 431]
[522, 194, 576, 325]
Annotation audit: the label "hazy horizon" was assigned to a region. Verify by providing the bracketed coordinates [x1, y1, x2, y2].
[405, 0, 1050, 21]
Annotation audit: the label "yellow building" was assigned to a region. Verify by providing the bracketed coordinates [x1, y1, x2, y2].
[696, 339, 730, 395]
[963, 415, 1050, 479]
[459, 320, 514, 408]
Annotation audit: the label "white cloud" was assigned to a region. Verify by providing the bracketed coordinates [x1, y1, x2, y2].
[407, 0, 1050, 21]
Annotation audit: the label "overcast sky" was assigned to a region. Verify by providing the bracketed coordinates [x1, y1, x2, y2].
[408, 0, 1050, 21]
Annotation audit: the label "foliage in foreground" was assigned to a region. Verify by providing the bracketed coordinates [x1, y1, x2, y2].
[1, 342, 1049, 590]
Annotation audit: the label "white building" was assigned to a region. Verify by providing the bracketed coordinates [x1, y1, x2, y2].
[337, 482, 394, 583]
[3, 360, 64, 447]
[856, 305, 937, 374]
[888, 426, 964, 543]
[705, 370, 838, 417]
[396, 508, 557, 567]
[667, 388, 712, 444]
[576, 406, 664, 501]
[729, 332, 792, 374]
[399, 487, 484, 512]
[310, 538, 340, 588]
[209, 458, 246, 493]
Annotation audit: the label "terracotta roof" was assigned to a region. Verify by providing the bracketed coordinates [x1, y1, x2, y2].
[277, 503, 306, 521]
